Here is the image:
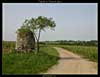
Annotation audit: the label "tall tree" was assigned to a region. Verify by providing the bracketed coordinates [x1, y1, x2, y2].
[21, 16, 56, 53]
[35, 16, 56, 52]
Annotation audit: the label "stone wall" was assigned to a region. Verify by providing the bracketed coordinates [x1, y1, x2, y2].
[16, 30, 35, 52]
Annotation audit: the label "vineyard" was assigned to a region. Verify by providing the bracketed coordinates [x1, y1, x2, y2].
[60, 45, 98, 62]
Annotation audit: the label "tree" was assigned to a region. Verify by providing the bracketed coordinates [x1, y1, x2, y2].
[21, 16, 56, 53]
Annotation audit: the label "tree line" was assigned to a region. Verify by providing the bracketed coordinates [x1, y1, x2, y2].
[39, 40, 98, 46]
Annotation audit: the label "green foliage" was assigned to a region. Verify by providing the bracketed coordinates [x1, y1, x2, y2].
[35, 16, 56, 30]
[17, 28, 32, 38]
[20, 16, 56, 33]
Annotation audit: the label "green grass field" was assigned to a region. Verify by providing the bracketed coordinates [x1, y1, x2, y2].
[59, 45, 98, 62]
[2, 41, 59, 74]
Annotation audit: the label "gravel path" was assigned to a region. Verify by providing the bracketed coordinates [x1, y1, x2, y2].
[43, 47, 98, 74]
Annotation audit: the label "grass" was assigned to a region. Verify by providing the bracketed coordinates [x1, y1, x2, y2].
[2, 46, 59, 74]
[2, 41, 15, 48]
[3, 41, 98, 74]
[59, 45, 98, 62]
[47, 44, 98, 62]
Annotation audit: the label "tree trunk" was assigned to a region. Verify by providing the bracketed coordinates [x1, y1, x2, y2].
[36, 28, 41, 53]
[37, 40, 39, 52]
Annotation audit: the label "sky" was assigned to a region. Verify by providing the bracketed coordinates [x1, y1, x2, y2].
[3, 3, 98, 41]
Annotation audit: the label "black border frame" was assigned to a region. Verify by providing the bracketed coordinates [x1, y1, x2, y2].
[1, 0, 99, 77]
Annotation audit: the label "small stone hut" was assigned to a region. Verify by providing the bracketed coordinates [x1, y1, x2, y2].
[15, 28, 35, 52]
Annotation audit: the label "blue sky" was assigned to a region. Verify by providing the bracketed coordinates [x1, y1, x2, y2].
[3, 3, 97, 41]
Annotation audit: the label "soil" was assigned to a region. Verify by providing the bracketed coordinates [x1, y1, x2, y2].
[43, 47, 98, 74]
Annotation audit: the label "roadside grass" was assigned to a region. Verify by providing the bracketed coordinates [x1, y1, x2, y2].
[2, 46, 59, 74]
[59, 45, 98, 62]
[47, 44, 98, 62]
[42, 46, 59, 57]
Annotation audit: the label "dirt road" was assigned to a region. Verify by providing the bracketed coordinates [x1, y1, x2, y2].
[43, 47, 98, 74]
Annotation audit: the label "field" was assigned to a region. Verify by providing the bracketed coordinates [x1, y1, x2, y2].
[51, 45, 98, 62]
[2, 41, 98, 74]
[2, 41, 59, 74]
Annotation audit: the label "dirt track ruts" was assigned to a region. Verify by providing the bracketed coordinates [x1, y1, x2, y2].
[43, 47, 98, 74]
